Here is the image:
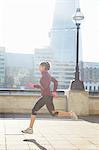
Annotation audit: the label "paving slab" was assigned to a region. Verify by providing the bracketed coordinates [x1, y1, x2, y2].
[0, 117, 99, 150]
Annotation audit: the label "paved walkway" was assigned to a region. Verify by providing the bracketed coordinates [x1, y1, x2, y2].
[0, 117, 99, 150]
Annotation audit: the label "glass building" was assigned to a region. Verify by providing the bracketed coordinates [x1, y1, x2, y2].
[50, 0, 79, 62]
[34, 0, 81, 89]
[49, 0, 80, 89]
[0, 47, 6, 87]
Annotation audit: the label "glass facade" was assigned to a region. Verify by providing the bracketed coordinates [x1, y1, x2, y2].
[50, 0, 79, 62]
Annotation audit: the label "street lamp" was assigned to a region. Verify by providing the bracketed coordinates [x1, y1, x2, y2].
[70, 8, 85, 90]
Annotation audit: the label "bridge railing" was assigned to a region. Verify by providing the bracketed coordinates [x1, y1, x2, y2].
[0, 88, 65, 96]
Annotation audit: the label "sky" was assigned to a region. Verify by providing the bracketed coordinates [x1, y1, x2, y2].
[0, 0, 55, 53]
[0, 0, 99, 62]
[80, 0, 99, 62]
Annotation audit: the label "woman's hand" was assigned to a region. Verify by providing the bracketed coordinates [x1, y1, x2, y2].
[52, 92, 57, 97]
[25, 83, 35, 89]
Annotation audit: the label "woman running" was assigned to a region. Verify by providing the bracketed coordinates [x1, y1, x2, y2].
[22, 62, 78, 134]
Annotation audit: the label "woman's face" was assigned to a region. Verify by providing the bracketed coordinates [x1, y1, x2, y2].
[39, 65, 46, 72]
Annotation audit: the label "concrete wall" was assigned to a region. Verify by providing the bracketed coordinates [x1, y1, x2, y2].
[66, 91, 89, 116]
[66, 90, 99, 116]
[89, 97, 99, 115]
[0, 92, 99, 115]
[0, 95, 66, 114]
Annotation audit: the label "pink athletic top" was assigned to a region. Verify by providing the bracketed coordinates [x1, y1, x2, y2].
[34, 71, 58, 96]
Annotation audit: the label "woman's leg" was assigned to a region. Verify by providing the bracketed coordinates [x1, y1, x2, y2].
[29, 96, 46, 128]
[46, 96, 56, 116]
[22, 96, 46, 134]
[54, 111, 71, 117]
[46, 96, 71, 116]
[46, 96, 78, 120]
[29, 115, 36, 128]
[52, 110, 78, 120]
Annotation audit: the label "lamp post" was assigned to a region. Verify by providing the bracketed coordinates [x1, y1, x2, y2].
[70, 8, 85, 90]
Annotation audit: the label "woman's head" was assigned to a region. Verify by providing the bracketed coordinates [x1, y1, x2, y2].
[39, 62, 50, 72]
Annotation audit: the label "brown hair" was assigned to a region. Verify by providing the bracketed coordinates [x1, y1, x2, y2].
[40, 62, 50, 70]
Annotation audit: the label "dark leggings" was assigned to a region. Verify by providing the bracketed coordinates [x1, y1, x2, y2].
[32, 96, 58, 116]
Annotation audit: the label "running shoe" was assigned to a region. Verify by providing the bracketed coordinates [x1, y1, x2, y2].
[71, 111, 78, 120]
[21, 128, 33, 134]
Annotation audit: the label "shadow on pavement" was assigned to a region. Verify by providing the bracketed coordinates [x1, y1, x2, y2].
[1, 113, 99, 124]
[23, 139, 47, 150]
[0, 113, 70, 120]
[80, 116, 99, 124]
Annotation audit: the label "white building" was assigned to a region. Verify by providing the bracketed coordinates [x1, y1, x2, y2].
[52, 61, 75, 89]
[83, 62, 99, 91]
[34, 47, 75, 89]
[84, 82, 99, 92]
[5, 52, 34, 88]
[34, 47, 53, 83]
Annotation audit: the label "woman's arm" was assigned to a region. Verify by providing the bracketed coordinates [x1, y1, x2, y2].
[34, 84, 43, 89]
[51, 77, 58, 92]
[26, 83, 43, 89]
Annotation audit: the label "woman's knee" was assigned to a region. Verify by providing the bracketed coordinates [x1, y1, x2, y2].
[32, 108, 37, 115]
[51, 111, 59, 116]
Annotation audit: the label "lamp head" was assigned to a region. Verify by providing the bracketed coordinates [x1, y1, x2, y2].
[73, 8, 84, 24]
